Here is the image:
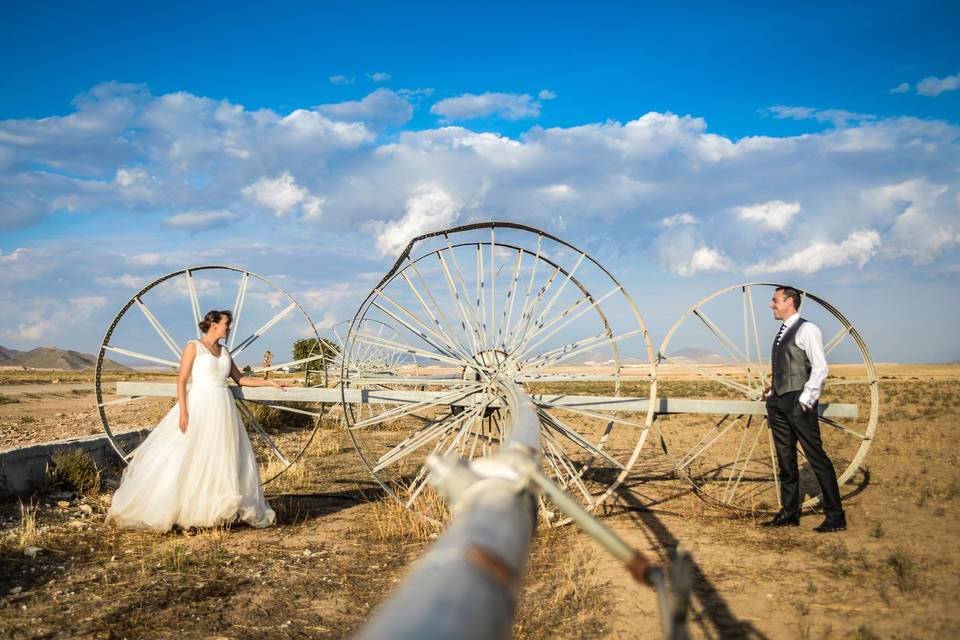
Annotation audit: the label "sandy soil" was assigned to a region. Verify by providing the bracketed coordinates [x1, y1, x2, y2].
[1, 366, 958, 638]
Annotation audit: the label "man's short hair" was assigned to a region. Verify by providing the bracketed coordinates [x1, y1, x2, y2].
[775, 286, 802, 311]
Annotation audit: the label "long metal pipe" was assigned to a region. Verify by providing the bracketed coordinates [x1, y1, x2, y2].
[356, 381, 541, 640]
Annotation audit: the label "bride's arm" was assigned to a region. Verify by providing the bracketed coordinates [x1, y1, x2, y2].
[177, 342, 197, 433]
[228, 359, 286, 390]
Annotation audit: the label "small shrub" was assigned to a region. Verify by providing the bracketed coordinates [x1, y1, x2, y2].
[242, 401, 313, 431]
[855, 625, 881, 640]
[886, 547, 921, 592]
[870, 521, 884, 538]
[46, 448, 102, 495]
[0, 394, 20, 404]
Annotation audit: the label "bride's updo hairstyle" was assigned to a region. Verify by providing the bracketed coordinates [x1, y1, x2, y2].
[199, 310, 232, 334]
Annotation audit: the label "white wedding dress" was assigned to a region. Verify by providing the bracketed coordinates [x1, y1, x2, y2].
[107, 340, 276, 531]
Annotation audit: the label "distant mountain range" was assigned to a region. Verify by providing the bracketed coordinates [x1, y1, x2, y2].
[0, 345, 130, 371]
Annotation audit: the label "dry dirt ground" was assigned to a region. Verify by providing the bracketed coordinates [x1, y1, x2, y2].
[1, 365, 959, 639]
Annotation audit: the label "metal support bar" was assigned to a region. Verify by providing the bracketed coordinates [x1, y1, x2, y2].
[112, 382, 860, 418]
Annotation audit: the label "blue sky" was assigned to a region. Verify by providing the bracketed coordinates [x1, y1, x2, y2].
[1, 1, 958, 363]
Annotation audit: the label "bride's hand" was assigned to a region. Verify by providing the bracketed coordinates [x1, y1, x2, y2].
[179, 410, 189, 433]
[269, 380, 287, 392]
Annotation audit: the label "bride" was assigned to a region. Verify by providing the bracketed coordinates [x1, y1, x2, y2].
[107, 309, 282, 531]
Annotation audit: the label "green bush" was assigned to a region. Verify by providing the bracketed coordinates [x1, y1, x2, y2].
[46, 448, 102, 495]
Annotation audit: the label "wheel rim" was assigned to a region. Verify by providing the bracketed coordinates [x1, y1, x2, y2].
[340, 222, 657, 525]
[657, 283, 879, 512]
[94, 265, 323, 485]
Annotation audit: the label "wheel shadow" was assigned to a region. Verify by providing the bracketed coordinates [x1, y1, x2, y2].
[268, 480, 387, 524]
[615, 484, 770, 640]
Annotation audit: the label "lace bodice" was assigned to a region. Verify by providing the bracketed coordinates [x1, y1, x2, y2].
[191, 340, 231, 387]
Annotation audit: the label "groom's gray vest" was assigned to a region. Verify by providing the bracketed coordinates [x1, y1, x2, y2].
[771, 318, 811, 396]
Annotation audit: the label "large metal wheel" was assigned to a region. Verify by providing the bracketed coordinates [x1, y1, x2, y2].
[94, 265, 323, 484]
[305, 319, 418, 427]
[656, 283, 879, 512]
[341, 222, 657, 525]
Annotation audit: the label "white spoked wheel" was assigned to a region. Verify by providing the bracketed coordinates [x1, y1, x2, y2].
[341, 222, 657, 525]
[94, 265, 323, 484]
[656, 283, 879, 512]
[305, 319, 418, 427]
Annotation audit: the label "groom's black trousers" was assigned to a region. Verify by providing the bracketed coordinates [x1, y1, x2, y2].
[766, 390, 843, 517]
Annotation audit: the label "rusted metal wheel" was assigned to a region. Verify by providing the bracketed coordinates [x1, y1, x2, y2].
[656, 283, 879, 512]
[341, 222, 657, 525]
[94, 265, 323, 484]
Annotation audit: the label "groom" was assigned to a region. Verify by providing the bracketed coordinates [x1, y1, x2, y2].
[762, 285, 846, 533]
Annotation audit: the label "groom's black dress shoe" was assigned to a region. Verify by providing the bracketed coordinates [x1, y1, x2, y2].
[761, 511, 800, 528]
[813, 515, 847, 533]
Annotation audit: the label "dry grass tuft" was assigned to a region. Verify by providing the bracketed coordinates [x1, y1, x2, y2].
[368, 490, 445, 544]
[515, 527, 612, 639]
[10, 499, 41, 549]
[46, 448, 102, 495]
[885, 547, 921, 592]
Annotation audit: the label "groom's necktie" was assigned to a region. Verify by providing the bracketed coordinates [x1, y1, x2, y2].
[774, 323, 787, 346]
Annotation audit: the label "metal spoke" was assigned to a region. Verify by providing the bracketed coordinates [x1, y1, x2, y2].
[533, 400, 647, 429]
[677, 415, 743, 471]
[767, 422, 782, 510]
[103, 345, 179, 369]
[659, 353, 757, 398]
[692, 308, 757, 387]
[354, 332, 488, 372]
[523, 327, 643, 372]
[436, 247, 483, 355]
[475, 243, 490, 348]
[236, 400, 290, 465]
[722, 416, 765, 504]
[134, 297, 182, 360]
[824, 326, 851, 356]
[746, 285, 767, 386]
[490, 228, 497, 347]
[186, 269, 203, 339]
[373, 410, 472, 473]
[541, 429, 596, 508]
[349, 385, 486, 430]
[230, 302, 297, 357]
[229, 272, 249, 350]
[514, 285, 622, 363]
[371, 299, 467, 364]
[538, 409, 625, 470]
[498, 249, 523, 349]
[818, 415, 869, 440]
[403, 265, 474, 362]
[253, 354, 323, 374]
[507, 266, 562, 355]
[247, 400, 325, 419]
[503, 233, 543, 350]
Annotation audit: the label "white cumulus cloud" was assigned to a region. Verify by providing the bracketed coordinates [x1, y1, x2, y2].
[661, 212, 697, 227]
[430, 92, 540, 121]
[538, 89, 557, 100]
[164, 209, 238, 230]
[368, 71, 391, 82]
[329, 75, 355, 85]
[676, 246, 733, 276]
[242, 172, 325, 220]
[371, 184, 462, 255]
[316, 88, 413, 128]
[746, 230, 881, 274]
[890, 82, 910, 94]
[735, 200, 801, 231]
[916, 72, 960, 97]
